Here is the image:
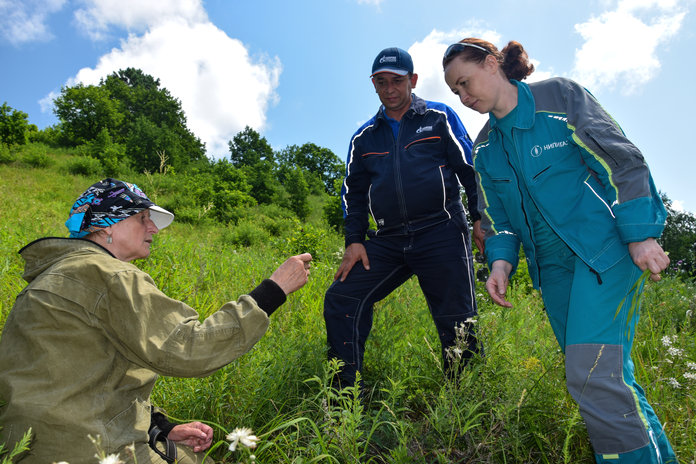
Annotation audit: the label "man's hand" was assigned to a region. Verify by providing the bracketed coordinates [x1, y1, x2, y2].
[167, 422, 214, 452]
[334, 243, 370, 282]
[270, 253, 313, 294]
[628, 238, 669, 282]
[486, 260, 513, 308]
[472, 220, 485, 255]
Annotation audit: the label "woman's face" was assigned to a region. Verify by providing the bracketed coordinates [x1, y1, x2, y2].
[108, 210, 159, 262]
[444, 55, 500, 114]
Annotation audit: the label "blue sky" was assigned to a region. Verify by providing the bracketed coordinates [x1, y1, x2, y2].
[1, 0, 694, 213]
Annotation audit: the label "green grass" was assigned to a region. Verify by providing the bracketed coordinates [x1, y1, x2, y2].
[1, 151, 695, 463]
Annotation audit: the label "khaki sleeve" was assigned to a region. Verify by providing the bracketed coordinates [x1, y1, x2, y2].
[100, 268, 270, 378]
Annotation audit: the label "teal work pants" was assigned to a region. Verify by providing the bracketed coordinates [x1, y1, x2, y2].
[539, 247, 677, 464]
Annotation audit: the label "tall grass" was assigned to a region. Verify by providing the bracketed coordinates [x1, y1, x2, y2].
[1, 154, 694, 463]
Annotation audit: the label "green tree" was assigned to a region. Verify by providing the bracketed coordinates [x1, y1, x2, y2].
[103, 68, 205, 170]
[277, 142, 344, 194]
[659, 193, 696, 276]
[227, 127, 279, 204]
[52, 68, 206, 172]
[84, 128, 128, 176]
[53, 84, 124, 145]
[228, 126, 274, 166]
[284, 167, 311, 220]
[209, 159, 256, 222]
[0, 102, 36, 146]
[323, 178, 345, 232]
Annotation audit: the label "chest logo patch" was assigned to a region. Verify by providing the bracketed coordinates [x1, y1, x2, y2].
[530, 140, 568, 157]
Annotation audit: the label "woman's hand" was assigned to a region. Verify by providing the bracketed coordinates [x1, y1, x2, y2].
[167, 422, 214, 452]
[486, 260, 513, 308]
[628, 238, 669, 281]
[269, 253, 313, 294]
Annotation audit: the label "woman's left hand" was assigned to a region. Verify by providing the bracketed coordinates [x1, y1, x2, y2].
[628, 238, 669, 282]
[167, 421, 214, 452]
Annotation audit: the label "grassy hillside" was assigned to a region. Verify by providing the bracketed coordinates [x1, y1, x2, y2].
[1, 151, 694, 463]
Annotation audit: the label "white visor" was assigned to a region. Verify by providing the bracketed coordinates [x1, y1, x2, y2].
[148, 205, 175, 230]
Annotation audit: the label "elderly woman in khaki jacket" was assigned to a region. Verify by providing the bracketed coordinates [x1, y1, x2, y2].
[0, 178, 312, 463]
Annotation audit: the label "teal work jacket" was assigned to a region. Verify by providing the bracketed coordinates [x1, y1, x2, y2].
[473, 78, 666, 287]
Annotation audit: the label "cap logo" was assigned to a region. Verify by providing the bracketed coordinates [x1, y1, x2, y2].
[380, 56, 397, 63]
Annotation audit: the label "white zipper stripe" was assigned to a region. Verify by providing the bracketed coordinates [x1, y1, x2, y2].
[584, 179, 616, 219]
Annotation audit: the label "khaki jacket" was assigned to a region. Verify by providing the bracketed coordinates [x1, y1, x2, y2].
[0, 238, 270, 463]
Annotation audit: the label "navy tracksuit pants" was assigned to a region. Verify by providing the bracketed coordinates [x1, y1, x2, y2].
[323, 214, 479, 386]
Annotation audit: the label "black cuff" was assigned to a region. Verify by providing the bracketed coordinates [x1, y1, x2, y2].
[248, 279, 287, 316]
[150, 410, 176, 436]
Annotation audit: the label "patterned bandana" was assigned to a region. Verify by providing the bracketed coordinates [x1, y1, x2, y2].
[65, 178, 174, 238]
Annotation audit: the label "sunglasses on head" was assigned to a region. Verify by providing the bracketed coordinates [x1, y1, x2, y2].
[443, 42, 489, 62]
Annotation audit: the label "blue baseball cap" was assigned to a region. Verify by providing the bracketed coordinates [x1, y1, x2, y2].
[370, 47, 413, 77]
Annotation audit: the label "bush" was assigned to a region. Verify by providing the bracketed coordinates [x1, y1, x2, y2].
[21, 144, 53, 168]
[223, 220, 271, 248]
[65, 156, 104, 177]
[273, 221, 342, 263]
[0, 144, 15, 164]
[28, 125, 64, 147]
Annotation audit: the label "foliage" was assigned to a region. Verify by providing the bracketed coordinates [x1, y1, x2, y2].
[323, 178, 345, 233]
[660, 193, 696, 277]
[283, 167, 311, 220]
[0, 145, 15, 165]
[20, 143, 53, 168]
[0, 103, 35, 147]
[28, 124, 63, 147]
[228, 125, 275, 167]
[0, 426, 32, 464]
[53, 68, 206, 172]
[81, 128, 129, 177]
[277, 143, 344, 194]
[64, 155, 104, 177]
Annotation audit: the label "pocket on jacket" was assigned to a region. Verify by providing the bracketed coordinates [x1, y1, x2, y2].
[104, 398, 151, 449]
[404, 136, 441, 150]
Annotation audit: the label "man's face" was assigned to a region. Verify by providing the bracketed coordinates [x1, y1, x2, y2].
[371, 72, 418, 119]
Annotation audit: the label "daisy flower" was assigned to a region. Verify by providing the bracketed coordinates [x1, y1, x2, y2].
[227, 427, 259, 452]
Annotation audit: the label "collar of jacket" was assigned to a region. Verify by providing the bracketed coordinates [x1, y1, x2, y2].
[375, 93, 427, 125]
[487, 80, 536, 142]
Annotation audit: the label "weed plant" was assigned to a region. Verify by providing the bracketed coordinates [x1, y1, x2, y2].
[0, 154, 694, 463]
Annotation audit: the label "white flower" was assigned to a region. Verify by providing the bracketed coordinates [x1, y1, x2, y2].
[684, 372, 696, 381]
[667, 347, 684, 357]
[687, 361, 696, 371]
[99, 454, 122, 464]
[464, 317, 478, 324]
[661, 335, 674, 347]
[668, 377, 681, 389]
[227, 427, 258, 452]
[446, 346, 463, 360]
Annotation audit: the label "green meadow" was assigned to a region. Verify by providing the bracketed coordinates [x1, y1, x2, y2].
[1, 150, 694, 463]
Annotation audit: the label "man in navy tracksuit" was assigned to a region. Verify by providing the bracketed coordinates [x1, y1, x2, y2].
[323, 47, 484, 388]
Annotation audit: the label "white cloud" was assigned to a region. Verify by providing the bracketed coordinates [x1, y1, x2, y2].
[408, 26, 552, 140]
[0, 0, 66, 45]
[67, 18, 281, 157]
[73, 0, 207, 40]
[39, 90, 60, 114]
[571, 0, 687, 94]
